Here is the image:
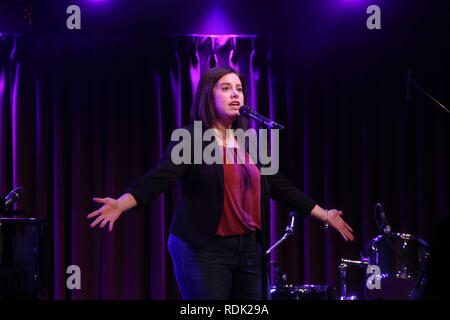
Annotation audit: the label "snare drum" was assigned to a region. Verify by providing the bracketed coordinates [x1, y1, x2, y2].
[270, 284, 336, 300]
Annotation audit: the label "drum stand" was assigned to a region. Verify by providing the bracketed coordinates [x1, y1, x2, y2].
[265, 212, 298, 293]
[339, 257, 368, 300]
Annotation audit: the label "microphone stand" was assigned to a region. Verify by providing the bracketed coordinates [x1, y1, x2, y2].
[0, 199, 27, 218]
[407, 71, 450, 114]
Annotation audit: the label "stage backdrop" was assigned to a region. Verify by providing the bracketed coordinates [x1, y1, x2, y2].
[0, 32, 449, 299]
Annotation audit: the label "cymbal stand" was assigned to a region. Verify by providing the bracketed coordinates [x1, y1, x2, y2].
[266, 212, 298, 255]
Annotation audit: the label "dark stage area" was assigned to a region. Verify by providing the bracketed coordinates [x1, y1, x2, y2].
[1, 0, 449, 301]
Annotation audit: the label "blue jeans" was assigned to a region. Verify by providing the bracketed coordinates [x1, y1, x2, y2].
[168, 232, 262, 300]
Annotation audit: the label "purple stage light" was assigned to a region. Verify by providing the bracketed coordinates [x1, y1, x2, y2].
[82, 0, 113, 6]
[198, 6, 231, 34]
[339, 0, 369, 3]
[0, 65, 5, 97]
[179, 34, 257, 39]
[337, 0, 372, 6]
[191, 0, 245, 36]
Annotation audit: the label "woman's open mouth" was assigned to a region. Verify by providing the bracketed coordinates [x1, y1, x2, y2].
[229, 101, 241, 109]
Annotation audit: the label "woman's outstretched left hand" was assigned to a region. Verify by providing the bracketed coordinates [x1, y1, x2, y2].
[327, 209, 354, 242]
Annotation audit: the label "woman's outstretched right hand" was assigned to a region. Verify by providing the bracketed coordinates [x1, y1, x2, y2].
[87, 197, 123, 232]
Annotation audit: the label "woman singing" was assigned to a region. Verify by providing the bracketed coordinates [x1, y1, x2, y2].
[87, 66, 354, 300]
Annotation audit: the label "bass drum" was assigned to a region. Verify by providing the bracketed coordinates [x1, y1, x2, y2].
[270, 285, 336, 300]
[0, 218, 47, 299]
[366, 233, 429, 300]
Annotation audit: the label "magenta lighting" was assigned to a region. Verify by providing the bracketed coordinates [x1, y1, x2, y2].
[84, 0, 111, 4]
[194, 3, 237, 35]
[338, 0, 372, 5]
[180, 34, 258, 39]
[0, 63, 5, 96]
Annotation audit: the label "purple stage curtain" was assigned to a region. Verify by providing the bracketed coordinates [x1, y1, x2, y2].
[0, 33, 449, 299]
[0, 34, 282, 299]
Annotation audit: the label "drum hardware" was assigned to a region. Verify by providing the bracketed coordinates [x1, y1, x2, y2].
[266, 211, 337, 300]
[266, 211, 298, 255]
[366, 232, 429, 299]
[267, 261, 336, 300]
[373, 204, 421, 277]
[337, 204, 430, 300]
[267, 260, 287, 288]
[265, 211, 297, 299]
[339, 257, 368, 300]
[270, 284, 336, 300]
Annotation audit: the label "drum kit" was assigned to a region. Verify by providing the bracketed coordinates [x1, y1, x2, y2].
[0, 188, 430, 300]
[338, 232, 429, 300]
[268, 205, 430, 300]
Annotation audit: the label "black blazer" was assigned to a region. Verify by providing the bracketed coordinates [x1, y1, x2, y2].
[126, 124, 317, 250]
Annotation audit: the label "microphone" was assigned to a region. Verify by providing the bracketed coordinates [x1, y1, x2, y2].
[374, 203, 391, 234]
[406, 70, 413, 102]
[4, 187, 26, 210]
[239, 106, 285, 130]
